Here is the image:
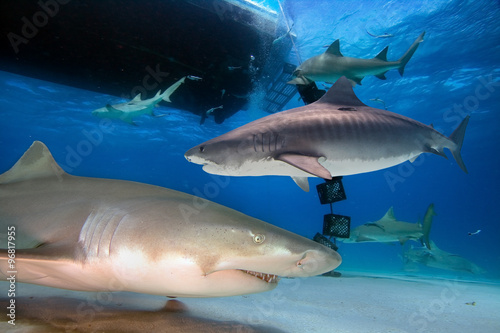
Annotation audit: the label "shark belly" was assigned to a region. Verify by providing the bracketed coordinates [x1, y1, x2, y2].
[319, 154, 416, 177]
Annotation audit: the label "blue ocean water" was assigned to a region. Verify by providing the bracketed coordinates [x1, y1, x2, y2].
[1, 0, 499, 281]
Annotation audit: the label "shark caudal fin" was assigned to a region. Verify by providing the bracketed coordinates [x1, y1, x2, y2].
[398, 31, 425, 76]
[161, 76, 186, 103]
[421, 203, 435, 250]
[449, 115, 470, 173]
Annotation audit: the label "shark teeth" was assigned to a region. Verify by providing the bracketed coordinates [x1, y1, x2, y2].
[243, 270, 280, 283]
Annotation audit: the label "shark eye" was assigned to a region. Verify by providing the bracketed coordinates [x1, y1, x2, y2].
[253, 234, 265, 244]
[199, 146, 205, 153]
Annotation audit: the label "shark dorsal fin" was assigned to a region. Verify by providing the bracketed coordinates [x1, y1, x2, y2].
[131, 94, 142, 102]
[381, 207, 396, 221]
[374, 46, 389, 61]
[325, 40, 343, 57]
[0, 141, 66, 184]
[315, 76, 367, 107]
[153, 90, 163, 100]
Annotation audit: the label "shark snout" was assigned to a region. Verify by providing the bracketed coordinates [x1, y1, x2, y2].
[289, 248, 342, 277]
[184, 148, 204, 165]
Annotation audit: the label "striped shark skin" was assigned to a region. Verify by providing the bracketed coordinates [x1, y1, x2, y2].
[288, 32, 425, 86]
[185, 76, 469, 191]
[0, 142, 341, 297]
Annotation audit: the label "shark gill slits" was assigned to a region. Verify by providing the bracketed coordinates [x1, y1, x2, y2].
[338, 107, 357, 111]
[253, 132, 284, 153]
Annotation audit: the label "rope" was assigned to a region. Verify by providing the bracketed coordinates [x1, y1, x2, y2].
[277, 0, 302, 65]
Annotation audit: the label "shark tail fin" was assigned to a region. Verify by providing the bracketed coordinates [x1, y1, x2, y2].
[421, 203, 435, 250]
[398, 31, 425, 76]
[162, 77, 186, 103]
[449, 115, 470, 173]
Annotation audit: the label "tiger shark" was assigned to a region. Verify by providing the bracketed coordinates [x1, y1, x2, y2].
[403, 240, 485, 275]
[341, 204, 435, 249]
[185, 76, 469, 192]
[288, 32, 425, 85]
[0, 141, 341, 297]
[92, 76, 185, 125]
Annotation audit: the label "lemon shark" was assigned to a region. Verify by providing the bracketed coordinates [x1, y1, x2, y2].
[185, 76, 469, 192]
[0, 141, 341, 297]
[341, 204, 435, 248]
[92, 76, 185, 125]
[288, 32, 425, 85]
[403, 240, 485, 275]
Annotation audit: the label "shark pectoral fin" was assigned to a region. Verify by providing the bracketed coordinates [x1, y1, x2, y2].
[277, 154, 332, 179]
[122, 118, 138, 126]
[116, 113, 138, 126]
[291, 176, 310, 192]
[398, 237, 409, 245]
[1, 244, 77, 280]
[3, 242, 78, 260]
[287, 76, 313, 85]
[105, 104, 122, 113]
[365, 222, 385, 231]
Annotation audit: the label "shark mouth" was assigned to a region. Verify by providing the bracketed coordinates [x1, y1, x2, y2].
[242, 270, 280, 283]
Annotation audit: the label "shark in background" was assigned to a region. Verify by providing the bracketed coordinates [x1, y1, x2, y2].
[185, 76, 469, 192]
[288, 32, 425, 85]
[0, 141, 341, 297]
[365, 30, 394, 38]
[403, 240, 485, 275]
[341, 204, 435, 249]
[92, 76, 185, 125]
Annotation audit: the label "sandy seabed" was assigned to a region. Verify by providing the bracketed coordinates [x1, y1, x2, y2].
[1, 272, 499, 333]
